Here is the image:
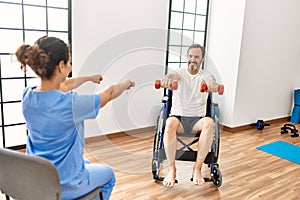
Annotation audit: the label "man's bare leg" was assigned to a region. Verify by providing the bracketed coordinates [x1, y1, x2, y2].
[163, 117, 181, 187]
[192, 117, 214, 186]
[163, 162, 176, 187]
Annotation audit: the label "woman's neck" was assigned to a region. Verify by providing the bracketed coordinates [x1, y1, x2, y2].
[35, 78, 62, 92]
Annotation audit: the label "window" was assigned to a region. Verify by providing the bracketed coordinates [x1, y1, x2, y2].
[0, 0, 71, 148]
[166, 0, 210, 70]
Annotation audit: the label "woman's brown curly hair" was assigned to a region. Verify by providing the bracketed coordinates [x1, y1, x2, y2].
[15, 36, 70, 79]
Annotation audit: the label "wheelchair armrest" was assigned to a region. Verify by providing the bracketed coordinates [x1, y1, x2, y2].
[161, 96, 169, 103]
[210, 103, 220, 121]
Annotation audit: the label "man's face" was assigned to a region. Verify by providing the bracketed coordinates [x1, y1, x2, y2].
[187, 48, 204, 75]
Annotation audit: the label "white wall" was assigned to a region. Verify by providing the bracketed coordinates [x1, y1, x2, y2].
[234, 0, 300, 126]
[208, 0, 300, 127]
[73, 0, 300, 135]
[72, 0, 169, 136]
[206, 0, 247, 127]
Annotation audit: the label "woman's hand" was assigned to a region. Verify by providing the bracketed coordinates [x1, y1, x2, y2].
[125, 80, 135, 89]
[90, 74, 103, 84]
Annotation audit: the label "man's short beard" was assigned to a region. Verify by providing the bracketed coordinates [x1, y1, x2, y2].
[188, 63, 200, 72]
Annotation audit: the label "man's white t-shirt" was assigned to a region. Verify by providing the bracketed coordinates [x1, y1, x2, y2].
[170, 67, 213, 117]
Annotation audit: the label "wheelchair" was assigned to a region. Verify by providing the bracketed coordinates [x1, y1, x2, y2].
[151, 89, 222, 187]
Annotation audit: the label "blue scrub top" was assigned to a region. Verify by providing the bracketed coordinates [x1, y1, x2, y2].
[22, 87, 100, 190]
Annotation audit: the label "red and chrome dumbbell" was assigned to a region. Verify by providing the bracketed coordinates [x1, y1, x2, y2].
[155, 80, 178, 90]
[200, 82, 224, 95]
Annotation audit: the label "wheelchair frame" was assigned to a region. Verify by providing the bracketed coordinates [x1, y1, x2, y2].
[151, 89, 222, 187]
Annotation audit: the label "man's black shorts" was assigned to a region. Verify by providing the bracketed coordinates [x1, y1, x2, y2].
[169, 115, 202, 134]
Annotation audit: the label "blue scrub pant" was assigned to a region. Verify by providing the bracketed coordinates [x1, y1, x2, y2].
[63, 159, 116, 200]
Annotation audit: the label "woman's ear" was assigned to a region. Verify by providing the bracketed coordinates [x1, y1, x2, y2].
[57, 60, 65, 73]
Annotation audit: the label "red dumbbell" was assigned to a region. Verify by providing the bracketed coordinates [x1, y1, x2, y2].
[200, 82, 224, 95]
[200, 82, 207, 92]
[155, 80, 178, 90]
[155, 80, 161, 89]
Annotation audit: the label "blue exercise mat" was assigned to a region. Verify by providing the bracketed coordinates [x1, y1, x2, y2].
[256, 140, 300, 164]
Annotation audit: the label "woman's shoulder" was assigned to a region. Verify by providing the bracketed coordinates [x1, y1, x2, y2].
[22, 86, 36, 98]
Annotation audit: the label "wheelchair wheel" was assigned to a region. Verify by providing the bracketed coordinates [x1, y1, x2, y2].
[152, 121, 160, 180]
[211, 165, 222, 187]
[153, 115, 161, 152]
[214, 117, 220, 160]
[152, 108, 166, 181]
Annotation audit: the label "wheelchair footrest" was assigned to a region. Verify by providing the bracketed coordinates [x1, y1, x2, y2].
[155, 177, 179, 184]
[190, 177, 211, 182]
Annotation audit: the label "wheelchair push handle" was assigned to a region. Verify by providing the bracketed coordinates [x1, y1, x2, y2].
[200, 82, 224, 95]
[154, 80, 178, 90]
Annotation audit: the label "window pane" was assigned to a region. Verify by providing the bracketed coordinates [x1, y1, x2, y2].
[195, 15, 206, 31]
[0, 29, 23, 53]
[24, 6, 46, 30]
[171, 0, 184, 11]
[182, 30, 194, 46]
[0, 104, 2, 126]
[170, 12, 183, 29]
[48, 0, 68, 8]
[2, 80, 24, 102]
[0, 0, 21, 3]
[3, 103, 25, 125]
[0, 55, 25, 78]
[48, 32, 69, 44]
[23, 0, 46, 6]
[168, 52, 181, 63]
[0, 3, 22, 29]
[169, 29, 182, 46]
[48, 8, 68, 31]
[25, 67, 39, 78]
[167, 62, 181, 70]
[26, 77, 40, 87]
[168, 46, 182, 63]
[194, 32, 205, 46]
[4, 125, 27, 147]
[0, 132, 3, 148]
[185, 0, 196, 13]
[183, 13, 195, 30]
[196, 0, 208, 15]
[181, 46, 189, 59]
[24, 30, 47, 44]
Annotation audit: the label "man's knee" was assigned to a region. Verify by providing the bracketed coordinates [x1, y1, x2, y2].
[200, 117, 214, 130]
[165, 117, 180, 134]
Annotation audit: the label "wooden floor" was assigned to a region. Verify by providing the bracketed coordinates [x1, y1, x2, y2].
[85, 121, 300, 200]
[1, 120, 299, 200]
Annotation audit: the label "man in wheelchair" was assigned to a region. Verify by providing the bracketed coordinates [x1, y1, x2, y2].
[160, 44, 224, 187]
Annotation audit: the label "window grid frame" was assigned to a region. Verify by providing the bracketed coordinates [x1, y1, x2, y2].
[166, 0, 210, 71]
[0, 0, 71, 149]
